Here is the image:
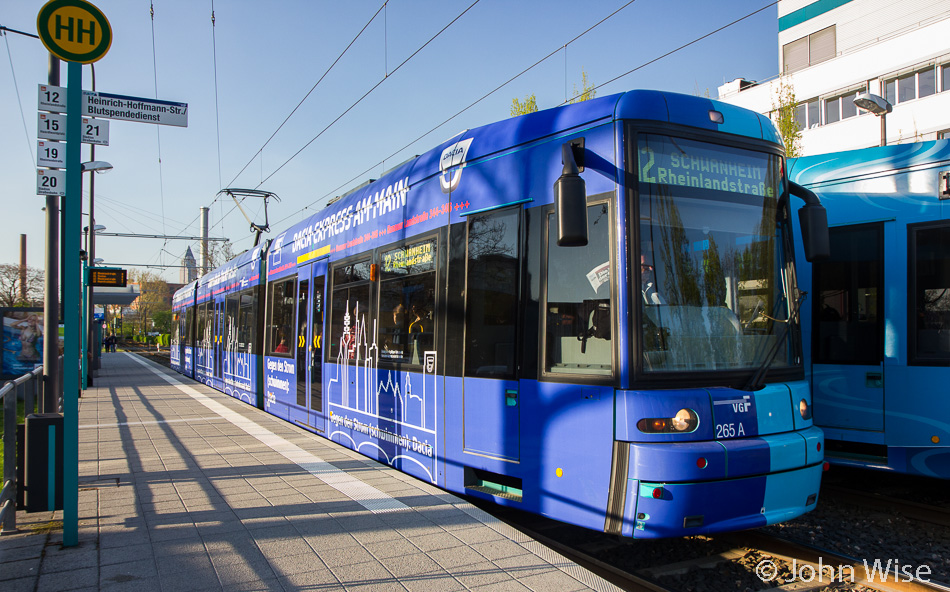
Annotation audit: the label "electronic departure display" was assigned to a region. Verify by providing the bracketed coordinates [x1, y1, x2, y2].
[89, 268, 127, 287]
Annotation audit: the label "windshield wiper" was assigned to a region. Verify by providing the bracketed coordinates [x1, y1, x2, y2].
[744, 290, 806, 391]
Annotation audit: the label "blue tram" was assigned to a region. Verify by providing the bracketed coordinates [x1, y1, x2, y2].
[791, 140, 950, 479]
[172, 89, 827, 538]
[170, 279, 196, 377]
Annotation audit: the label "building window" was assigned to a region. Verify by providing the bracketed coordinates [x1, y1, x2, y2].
[783, 26, 836, 74]
[885, 65, 937, 105]
[942, 64, 950, 93]
[823, 87, 865, 126]
[793, 98, 820, 130]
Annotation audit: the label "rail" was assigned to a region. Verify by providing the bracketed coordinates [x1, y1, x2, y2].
[1, 365, 48, 535]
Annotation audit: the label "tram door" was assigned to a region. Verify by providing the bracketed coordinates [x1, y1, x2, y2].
[214, 299, 225, 389]
[294, 261, 327, 432]
[811, 223, 885, 431]
[462, 208, 521, 461]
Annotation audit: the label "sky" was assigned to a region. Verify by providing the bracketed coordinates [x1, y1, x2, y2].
[1, 0, 781, 283]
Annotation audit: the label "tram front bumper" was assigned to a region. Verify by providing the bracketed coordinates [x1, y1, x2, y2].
[619, 426, 824, 538]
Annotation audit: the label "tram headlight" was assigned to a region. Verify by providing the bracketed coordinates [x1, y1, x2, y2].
[637, 409, 698, 433]
[799, 398, 812, 420]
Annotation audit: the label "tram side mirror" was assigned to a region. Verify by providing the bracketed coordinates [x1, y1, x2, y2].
[789, 182, 830, 262]
[555, 141, 588, 247]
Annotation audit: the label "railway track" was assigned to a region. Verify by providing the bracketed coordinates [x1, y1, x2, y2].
[720, 530, 950, 592]
[822, 484, 950, 530]
[478, 494, 950, 592]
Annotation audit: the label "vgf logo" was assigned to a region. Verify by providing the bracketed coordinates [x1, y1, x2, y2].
[37, 0, 112, 64]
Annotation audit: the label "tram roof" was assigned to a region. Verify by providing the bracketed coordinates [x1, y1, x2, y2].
[790, 139, 950, 189]
[280, 89, 780, 241]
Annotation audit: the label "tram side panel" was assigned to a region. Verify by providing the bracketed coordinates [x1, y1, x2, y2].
[440, 126, 621, 530]
[171, 281, 196, 379]
[190, 250, 265, 406]
[791, 140, 950, 478]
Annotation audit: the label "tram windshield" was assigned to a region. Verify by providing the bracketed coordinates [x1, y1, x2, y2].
[636, 134, 795, 373]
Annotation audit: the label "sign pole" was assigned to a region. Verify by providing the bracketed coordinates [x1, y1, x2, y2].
[38, 0, 114, 549]
[63, 59, 82, 548]
[81, 260, 88, 390]
[43, 55, 60, 415]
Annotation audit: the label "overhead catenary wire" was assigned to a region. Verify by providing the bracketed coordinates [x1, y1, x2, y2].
[144, 1, 779, 274]
[557, 1, 780, 106]
[149, 2, 169, 269]
[225, 1, 389, 189]
[211, 1, 222, 191]
[267, 0, 775, 229]
[269, 0, 639, 226]
[3, 28, 36, 169]
[253, 0, 481, 189]
[205, 0, 475, 244]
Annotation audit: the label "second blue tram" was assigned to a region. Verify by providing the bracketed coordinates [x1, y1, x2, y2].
[791, 140, 950, 478]
[172, 89, 827, 538]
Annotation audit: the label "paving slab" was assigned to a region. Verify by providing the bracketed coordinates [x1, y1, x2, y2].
[0, 352, 622, 591]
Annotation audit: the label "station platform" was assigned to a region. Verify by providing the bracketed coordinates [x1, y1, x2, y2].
[0, 352, 620, 591]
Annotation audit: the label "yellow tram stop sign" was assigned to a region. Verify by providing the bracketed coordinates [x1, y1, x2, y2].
[37, 0, 112, 64]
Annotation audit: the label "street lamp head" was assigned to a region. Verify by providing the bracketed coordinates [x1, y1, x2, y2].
[93, 258, 104, 264]
[81, 160, 113, 174]
[93, 224, 107, 232]
[854, 93, 893, 116]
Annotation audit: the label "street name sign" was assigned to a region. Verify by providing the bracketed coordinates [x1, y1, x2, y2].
[37, 168, 66, 196]
[84, 91, 188, 127]
[37, 0, 112, 64]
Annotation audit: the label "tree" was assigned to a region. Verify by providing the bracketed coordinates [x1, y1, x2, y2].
[510, 70, 596, 117]
[151, 308, 174, 334]
[772, 76, 803, 158]
[205, 239, 236, 270]
[511, 93, 538, 117]
[0, 263, 44, 307]
[128, 270, 170, 337]
[568, 70, 597, 104]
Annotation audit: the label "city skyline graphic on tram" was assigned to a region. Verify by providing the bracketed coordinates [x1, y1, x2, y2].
[328, 299, 439, 483]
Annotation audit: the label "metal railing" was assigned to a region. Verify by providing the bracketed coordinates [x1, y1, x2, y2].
[1, 366, 46, 535]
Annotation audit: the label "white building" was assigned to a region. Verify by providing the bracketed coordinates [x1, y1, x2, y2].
[719, 0, 950, 155]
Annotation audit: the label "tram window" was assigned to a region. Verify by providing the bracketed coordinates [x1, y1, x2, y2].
[329, 258, 373, 361]
[238, 289, 258, 354]
[225, 296, 238, 351]
[910, 223, 950, 364]
[185, 307, 195, 344]
[196, 302, 209, 348]
[465, 209, 519, 379]
[813, 224, 883, 365]
[544, 203, 613, 377]
[171, 312, 180, 344]
[267, 278, 295, 357]
[379, 238, 437, 366]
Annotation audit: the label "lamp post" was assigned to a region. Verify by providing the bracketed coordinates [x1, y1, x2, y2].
[80, 161, 112, 389]
[854, 93, 893, 147]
